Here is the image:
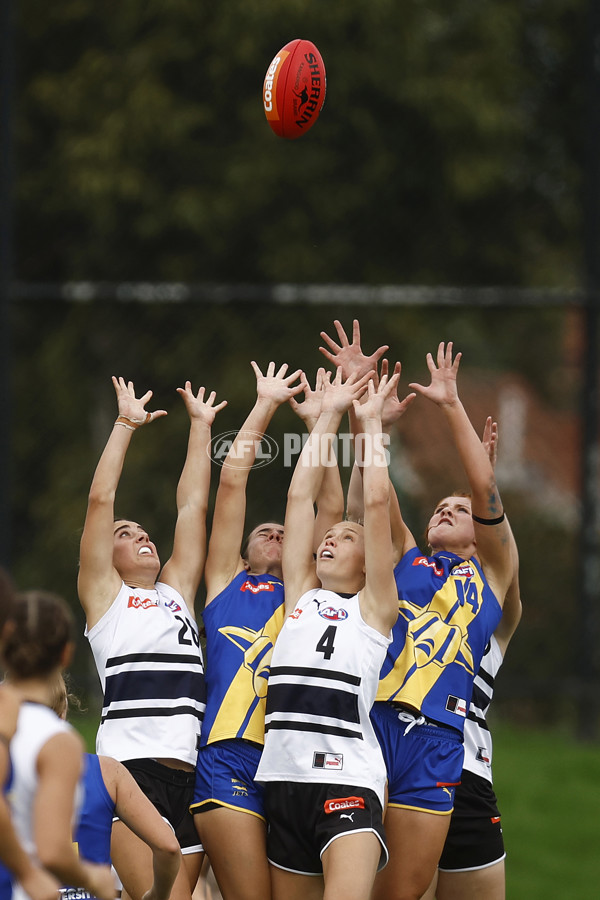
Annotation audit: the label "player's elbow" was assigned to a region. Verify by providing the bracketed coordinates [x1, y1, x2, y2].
[87, 486, 117, 509]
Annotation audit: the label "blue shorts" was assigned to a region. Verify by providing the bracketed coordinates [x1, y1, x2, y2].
[190, 738, 265, 820]
[371, 702, 464, 814]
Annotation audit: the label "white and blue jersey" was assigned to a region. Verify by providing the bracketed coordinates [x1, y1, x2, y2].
[86, 581, 205, 766]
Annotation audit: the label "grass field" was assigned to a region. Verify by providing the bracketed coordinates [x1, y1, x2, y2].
[73, 713, 599, 898]
[493, 721, 600, 899]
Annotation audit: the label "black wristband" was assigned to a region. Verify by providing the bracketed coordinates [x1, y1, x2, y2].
[472, 512, 505, 526]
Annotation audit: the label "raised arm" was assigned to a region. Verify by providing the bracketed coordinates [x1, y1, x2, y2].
[159, 383, 227, 616]
[347, 359, 416, 562]
[289, 368, 345, 551]
[481, 416, 522, 651]
[353, 373, 402, 637]
[409, 343, 515, 602]
[35, 733, 115, 900]
[77, 378, 167, 629]
[282, 368, 371, 613]
[204, 361, 303, 602]
[103, 757, 180, 900]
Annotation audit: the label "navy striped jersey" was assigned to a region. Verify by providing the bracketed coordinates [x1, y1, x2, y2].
[86, 581, 205, 766]
[377, 547, 502, 732]
[256, 588, 391, 807]
[201, 571, 285, 746]
[463, 634, 503, 781]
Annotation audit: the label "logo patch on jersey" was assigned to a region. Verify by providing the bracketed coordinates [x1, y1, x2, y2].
[491, 816, 501, 824]
[318, 607, 348, 621]
[127, 595, 159, 609]
[240, 580, 275, 593]
[289, 607, 304, 620]
[412, 556, 444, 577]
[451, 563, 476, 578]
[164, 598, 182, 612]
[324, 795, 365, 814]
[446, 695, 467, 717]
[313, 751, 344, 770]
[476, 746, 491, 764]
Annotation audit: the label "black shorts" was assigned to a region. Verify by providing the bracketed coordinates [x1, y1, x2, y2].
[438, 770, 505, 872]
[264, 781, 388, 876]
[122, 758, 202, 854]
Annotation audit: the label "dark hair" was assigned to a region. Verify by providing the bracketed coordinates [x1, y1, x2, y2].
[1, 591, 74, 679]
[0, 566, 16, 634]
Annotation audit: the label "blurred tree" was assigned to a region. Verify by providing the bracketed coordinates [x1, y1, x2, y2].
[15, 0, 585, 286]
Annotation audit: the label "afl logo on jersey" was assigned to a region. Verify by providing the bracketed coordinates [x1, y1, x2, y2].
[452, 563, 476, 578]
[164, 599, 182, 612]
[318, 607, 348, 621]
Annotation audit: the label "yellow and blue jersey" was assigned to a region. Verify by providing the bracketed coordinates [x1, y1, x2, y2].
[377, 547, 502, 732]
[200, 571, 285, 746]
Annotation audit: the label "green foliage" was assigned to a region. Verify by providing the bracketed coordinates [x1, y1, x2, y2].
[16, 0, 585, 285]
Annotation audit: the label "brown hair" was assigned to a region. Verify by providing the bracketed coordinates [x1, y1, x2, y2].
[1, 591, 74, 679]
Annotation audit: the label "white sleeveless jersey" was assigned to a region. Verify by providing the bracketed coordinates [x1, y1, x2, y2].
[463, 634, 503, 781]
[86, 581, 205, 766]
[9, 702, 81, 861]
[256, 588, 391, 807]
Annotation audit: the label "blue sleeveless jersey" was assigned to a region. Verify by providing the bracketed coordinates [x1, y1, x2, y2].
[200, 571, 285, 746]
[0, 756, 13, 900]
[376, 547, 502, 732]
[74, 754, 115, 864]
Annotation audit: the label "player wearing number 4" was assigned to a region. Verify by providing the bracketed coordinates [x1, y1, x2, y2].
[255, 368, 399, 900]
[190, 361, 345, 900]
[78, 376, 226, 900]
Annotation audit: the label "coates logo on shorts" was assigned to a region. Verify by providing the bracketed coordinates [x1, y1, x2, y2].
[318, 607, 348, 621]
[209, 431, 279, 469]
[323, 796, 365, 814]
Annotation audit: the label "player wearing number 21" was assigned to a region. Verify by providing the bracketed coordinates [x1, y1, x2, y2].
[255, 367, 399, 900]
[77, 376, 226, 900]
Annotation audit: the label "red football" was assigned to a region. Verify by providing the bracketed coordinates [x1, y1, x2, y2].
[263, 39, 326, 139]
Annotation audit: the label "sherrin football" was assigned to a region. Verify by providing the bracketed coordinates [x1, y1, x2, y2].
[263, 39, 326, 139]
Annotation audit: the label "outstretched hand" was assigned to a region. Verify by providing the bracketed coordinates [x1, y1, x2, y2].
[482, 416, 498, 469]
[289, 367, 331, 427]
[353, 368, 401, 426]
[251, 360, 304, 406]
[321, 366, 373, 415]
[176, 381, 227, 426]
[319, 319, 388, 381]
[408, 341, 461, 407]
[377, 360, 417, 428]
[112, 376, 167, 425]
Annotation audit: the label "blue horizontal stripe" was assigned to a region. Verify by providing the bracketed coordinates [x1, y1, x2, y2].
[266, 682, 359, 724]
[104, 669, 205, 705]
[265, 720, 363, 739]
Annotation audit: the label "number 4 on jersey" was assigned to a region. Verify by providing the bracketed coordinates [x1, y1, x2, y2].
[316, 624, 337, 659]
